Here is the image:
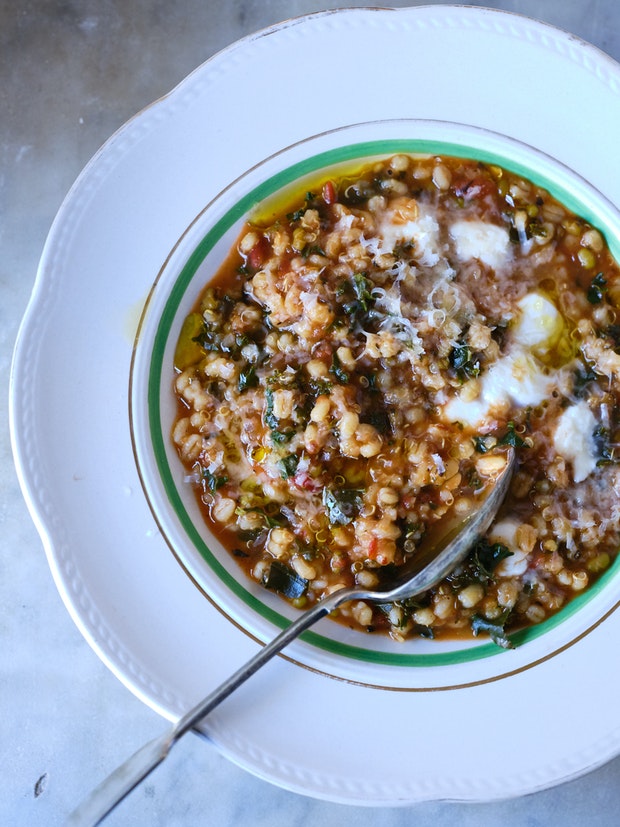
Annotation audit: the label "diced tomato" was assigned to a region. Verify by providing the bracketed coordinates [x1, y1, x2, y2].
[367, 536, 379, 560]
[528, 551, 546, 570]
[311, 341, 333, 361]
[247, 235, 271, 270]
[452, 173, 496, 202]
[322, 180, 337, 205]
[293, 471, 323, 492]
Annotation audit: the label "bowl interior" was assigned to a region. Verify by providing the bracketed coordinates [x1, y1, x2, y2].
[130, 120, 620, 688]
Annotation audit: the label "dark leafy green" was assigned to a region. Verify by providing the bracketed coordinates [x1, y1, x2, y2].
[340, 272, 376, 326]
[498, 421, 526, 448]
[473, 435, 495, 454]
[264, 386, 278, 430]
[202, 468, 228, 493]
[593, 424, 620, 466]
[603, 324, 620, 352]
[278, 453, 300, 479]
[300, 244, 326, 259]
[471, 612, 514, 649]
[587, 272, 607, 304]
[448, 538, 512, 588]
[330, 351, 349, 383]
[238, 364, 258, 392]
[264, 560, 307, 599]
[449, 341, 481, 381]
[364, 407, 392, 435]
[263, 384, 295, 443]
[286, 191, 317, 222]
[470, 540, 513, 583]
[573, 362, 599, 397]
[322, 487, 364, 526]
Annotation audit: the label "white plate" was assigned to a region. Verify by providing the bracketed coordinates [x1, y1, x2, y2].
[11, 6, 620, 805]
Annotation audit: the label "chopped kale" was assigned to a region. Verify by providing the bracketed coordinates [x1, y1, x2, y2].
[573, 362, 599, 397]
[364, 373, 378, 391]
[449, 341, 481, 381]
[527, 218, 548, 239]
[287, 209, 305, 222]
[286, 191, 317, 222]
[473, 435, 496, 454]
[322, 487, 364, 526]
[340, 272, 376, 325]
[236, 528, 264, 543]
[593, 424, 619, 466]
[471, 612, 514, 649]
[264, 560, 307, 599]
[262, 510, 288, 528]
[278, 453, 300, 479]
[192, 323, 224, 353]
[498, 421, 526, 448]
[364, 407, 392, 435]
[241, 505, 288, 531]
[263, 386, 295, 444]
[604, 324, 620, 351]
[350, 272, 375, 313]
[341, 180, 376, 205]
[470, 539, 513, 583]
[402, 520, 426, 554]
[448, 538, 512, 588]
[263, 386, 279, 430]
[330, 351, 349, 384]
[269, 428, 294, 445]
[201, 468, 228, 493]
[587, 272, 607, 304]
[465, 466, 483, 491]
[238, 364, 258, 392]
[300, 244, 326, 259]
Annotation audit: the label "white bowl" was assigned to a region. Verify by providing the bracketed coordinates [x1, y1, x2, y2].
[130, 119, 620, 689]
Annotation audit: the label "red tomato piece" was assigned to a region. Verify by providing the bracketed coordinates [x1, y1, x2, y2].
[322, 180, 337, 205]
[247, 235, 271, 270]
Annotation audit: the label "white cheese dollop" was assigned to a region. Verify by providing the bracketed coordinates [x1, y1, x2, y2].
[443, 351, 553, 427]
[443, 291, 564, 428]
[450, 219, 511, 271]
[553, 401, 598, 483]
[487, 519, 529, 577]
[512, 292, 564, 354]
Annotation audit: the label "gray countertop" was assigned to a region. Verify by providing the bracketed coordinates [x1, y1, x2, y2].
[4, 2, 620, 825]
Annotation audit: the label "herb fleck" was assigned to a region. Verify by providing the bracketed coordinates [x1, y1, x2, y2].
[587, 272, 607, 304]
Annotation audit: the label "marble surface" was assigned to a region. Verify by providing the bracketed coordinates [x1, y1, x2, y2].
[3, 2, 620, 825]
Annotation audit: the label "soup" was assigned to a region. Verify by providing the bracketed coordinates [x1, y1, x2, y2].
[171, 153, 620, 647]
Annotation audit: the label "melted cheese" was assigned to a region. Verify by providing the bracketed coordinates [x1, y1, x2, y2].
[553, 402, 598, 483]
[512, 292, 564, 354]
[443, 291, 565, 428]
[444, 351, 553, 427]
[450, 219, 511, 271]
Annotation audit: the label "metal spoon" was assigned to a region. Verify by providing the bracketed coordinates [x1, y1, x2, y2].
[67, 448, 515, 826]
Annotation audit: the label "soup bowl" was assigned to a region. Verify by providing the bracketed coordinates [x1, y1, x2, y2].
[130, 119, 620, 689]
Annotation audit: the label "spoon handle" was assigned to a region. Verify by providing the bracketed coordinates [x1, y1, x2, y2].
[67, 450, 516, 825]
[66, 588, 352, 827]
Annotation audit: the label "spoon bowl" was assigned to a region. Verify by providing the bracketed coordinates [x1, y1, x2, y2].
[67, 448, 515, 826]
